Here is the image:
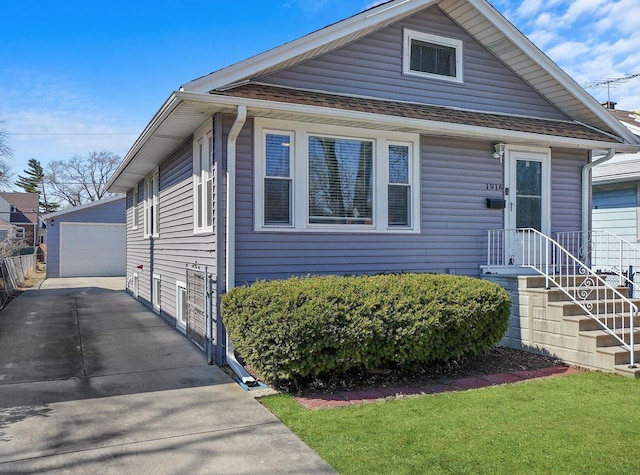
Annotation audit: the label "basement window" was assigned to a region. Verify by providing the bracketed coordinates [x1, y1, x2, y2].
[403, 29, 463, 83]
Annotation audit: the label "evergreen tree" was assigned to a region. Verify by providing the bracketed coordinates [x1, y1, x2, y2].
[15, 159, 60, 213]
[15, 159, 43, 193]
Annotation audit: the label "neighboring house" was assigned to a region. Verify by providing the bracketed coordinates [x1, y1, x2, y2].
[0, 218, 17, 242]
[592, 107, 640, 242]
[44, 196, 126, 278]
[0, 192, 39, 247]
[107, 0, 640, 377]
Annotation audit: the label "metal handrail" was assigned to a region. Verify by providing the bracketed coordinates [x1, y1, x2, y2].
[488, 228, 638, 366]
[556, 230, 640, 297]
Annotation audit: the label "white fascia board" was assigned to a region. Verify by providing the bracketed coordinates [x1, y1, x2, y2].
[176, 91, 639, 152]
[467, 0, 640, 146]
[183, 0, 437, 93]
[106, 93, 183, 192]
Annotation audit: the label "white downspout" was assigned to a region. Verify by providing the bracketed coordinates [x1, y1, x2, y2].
[582, 148, 616, 234]
[224, 105, 255, 385]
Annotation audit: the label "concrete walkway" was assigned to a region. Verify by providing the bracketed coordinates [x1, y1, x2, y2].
[0, 277, 335, 474]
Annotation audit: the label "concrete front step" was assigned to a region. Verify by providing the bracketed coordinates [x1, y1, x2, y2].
[522, 275, 625, 289]
[596, 343, 640, 366]
[614, 364, 640, 378]
[550, 299, 640, 318]
[579, 327, 640, 348]
[532, 286, 631, 302]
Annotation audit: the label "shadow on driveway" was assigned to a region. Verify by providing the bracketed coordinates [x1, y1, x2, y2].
[0, 278, 334, 474]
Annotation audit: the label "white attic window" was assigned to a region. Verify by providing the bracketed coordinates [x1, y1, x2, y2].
[403, 29, 463, 84]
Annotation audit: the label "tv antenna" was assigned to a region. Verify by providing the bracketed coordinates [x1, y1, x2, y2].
[583, 73, 640, 104]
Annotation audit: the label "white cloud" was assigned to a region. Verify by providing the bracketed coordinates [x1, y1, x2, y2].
[0, 70, 141, 178]
[516, 0, 544, 17]
[547, 41, 591, 63]
[526, 30, 558, 49]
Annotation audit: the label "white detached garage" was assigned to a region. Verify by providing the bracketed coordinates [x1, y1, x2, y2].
[44, 196, 126, 278]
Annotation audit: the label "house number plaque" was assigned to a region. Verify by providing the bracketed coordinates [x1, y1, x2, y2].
[485, 183, 504, 191]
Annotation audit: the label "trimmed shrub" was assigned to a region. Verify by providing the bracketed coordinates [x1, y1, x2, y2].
[222, 273, 511, 383]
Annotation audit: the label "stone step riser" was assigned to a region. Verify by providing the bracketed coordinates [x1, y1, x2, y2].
[545, 288, 630, 302]
[522, 275, 628, 289]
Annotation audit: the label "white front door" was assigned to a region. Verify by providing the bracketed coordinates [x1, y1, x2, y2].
[504, 148, 551, 266]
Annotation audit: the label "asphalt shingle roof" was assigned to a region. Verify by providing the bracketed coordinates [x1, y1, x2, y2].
[213, 84, 620, 143]
[0, 192, 39, 224]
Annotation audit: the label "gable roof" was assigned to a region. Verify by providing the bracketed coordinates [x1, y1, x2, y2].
[107, 0, 640, 194]
[43, 195, 125, 221]
[0, 192, 39, 224]
[182, 0, 636, 144]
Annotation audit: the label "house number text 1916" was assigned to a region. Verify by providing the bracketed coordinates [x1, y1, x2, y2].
[485, 183, 504, 191]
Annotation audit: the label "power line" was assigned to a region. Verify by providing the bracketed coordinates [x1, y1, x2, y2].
[6, 132, 138, 136]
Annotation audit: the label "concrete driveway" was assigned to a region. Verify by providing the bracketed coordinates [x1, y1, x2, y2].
[0, 277, 335, 474]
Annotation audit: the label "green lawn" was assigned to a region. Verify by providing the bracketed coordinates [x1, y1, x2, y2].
[261, 372, 640, 474]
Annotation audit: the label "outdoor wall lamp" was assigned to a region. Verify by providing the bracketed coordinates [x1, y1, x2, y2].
[493, 143, 506, 162]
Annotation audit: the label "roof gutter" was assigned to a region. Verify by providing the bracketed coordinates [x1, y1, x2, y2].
[176, 92, 638, 152]
[582, 148, 616, 234]
[223, 105, 255, 385]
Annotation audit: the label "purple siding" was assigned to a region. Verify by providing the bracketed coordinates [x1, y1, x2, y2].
[259, 6, 566, 120]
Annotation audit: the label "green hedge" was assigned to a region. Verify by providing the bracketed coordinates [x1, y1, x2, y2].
[222, 273, 511, 383]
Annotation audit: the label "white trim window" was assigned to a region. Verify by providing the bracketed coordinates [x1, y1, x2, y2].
[193, 119, 214, 234]
[132, 183, 139, 230]
[15, 227, 25, 240]
[264, 131, 293, 226]
[403, 29, 463, 83]
[176, 280, 187, 332]
[255, 119, 420, 233]
[388, 143, 412, 227]
[152, 274, 161, 312]
[143, 169, 159, 238]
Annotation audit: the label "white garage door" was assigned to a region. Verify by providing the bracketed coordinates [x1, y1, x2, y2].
[60, 223, 126, 277]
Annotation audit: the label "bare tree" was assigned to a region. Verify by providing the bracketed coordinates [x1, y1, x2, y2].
[46, 151, 121, 207]
[0, 121, 14, 190]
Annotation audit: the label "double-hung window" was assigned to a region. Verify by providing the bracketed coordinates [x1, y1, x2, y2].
[388, 144, 411, 227]
[255, 119, 419, 233]
[194, 119, 214, 233]
[403, 29, 463, 83]
[143, 169, 159, 238]
[264, 132, 293, 225]
[132, 183, 139, 230]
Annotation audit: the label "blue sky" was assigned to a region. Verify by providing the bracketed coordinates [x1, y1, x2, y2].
[1, 0, 639, 183]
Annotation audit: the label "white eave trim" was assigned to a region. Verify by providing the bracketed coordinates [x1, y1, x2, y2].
[106, 93, 183, 192]
[107, 90, 640, 193]
[183, 0, 437, 93]
[177, 91, 638, 151]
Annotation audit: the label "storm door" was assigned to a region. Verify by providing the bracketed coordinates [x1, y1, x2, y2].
[505, 149, 551, 266]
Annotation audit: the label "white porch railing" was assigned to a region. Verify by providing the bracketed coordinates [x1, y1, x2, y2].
[556, 230, 640, 298]
[487, 228, 638, 367]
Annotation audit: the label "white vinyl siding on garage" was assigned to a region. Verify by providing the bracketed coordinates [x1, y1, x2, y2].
[60, 223, 126, 277]
[593, 186, 638, 242]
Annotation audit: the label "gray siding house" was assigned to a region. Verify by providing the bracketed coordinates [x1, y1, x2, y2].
[44, 196, 126, 278]
[107, 0, 640, 378]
